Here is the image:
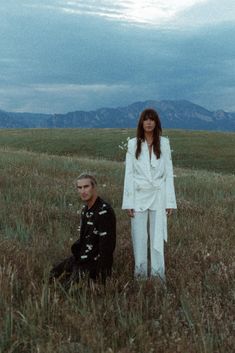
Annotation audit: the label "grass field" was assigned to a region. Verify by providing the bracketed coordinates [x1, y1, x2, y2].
[0, 129, 234, 353]
[0, 128, 234, 173]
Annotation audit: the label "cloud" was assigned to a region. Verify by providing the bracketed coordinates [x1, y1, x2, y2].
[2, 0, 235, 29]
[0, 0, 235, 113]
[23, 0, 209, 27]
[174, 0, 235, 28]
[0, 82, 162, 113]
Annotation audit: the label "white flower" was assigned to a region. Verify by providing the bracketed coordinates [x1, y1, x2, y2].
[118, 137, 130, 152]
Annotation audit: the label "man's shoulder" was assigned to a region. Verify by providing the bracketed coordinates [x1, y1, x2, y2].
[95, 197, 115, 215]
[94, 198, 116, 229]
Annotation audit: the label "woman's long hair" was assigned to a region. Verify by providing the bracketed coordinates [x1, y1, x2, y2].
[135, 108, 162, 159]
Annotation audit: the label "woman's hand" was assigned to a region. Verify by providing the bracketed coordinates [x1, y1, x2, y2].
[127, 209, 135, 217]
[166, 208, 173, 216]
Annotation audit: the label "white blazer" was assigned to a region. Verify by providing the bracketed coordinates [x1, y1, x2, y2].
[122, 136, 177, 250]
[122, 136, 177, 212]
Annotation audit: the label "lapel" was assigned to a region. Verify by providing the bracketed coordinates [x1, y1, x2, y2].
[142, 142, 152, 180]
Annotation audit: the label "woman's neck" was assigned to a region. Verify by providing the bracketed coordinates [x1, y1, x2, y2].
[144, 132, 153, 144]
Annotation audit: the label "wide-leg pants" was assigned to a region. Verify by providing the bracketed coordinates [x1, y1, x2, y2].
[131, 209, 165, 279]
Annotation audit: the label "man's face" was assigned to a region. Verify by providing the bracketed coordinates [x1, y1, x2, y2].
[76, 178, 96, 202]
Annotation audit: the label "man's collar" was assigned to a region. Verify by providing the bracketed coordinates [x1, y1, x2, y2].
[86, 196, 100, 211]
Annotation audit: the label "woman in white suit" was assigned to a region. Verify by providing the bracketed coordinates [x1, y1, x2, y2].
[122, 108, 177, 279]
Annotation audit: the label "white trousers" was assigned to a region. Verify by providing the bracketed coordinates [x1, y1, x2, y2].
[131, 209, 165, 279]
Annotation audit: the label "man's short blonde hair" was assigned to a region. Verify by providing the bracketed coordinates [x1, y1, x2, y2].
[76, 173, 97, 187]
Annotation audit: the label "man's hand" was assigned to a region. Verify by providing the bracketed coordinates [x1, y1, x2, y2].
[127, 209, 135, 217]
[166, 208, 173, 216]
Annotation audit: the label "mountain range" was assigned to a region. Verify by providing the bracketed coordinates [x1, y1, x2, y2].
[0, 100, 234, 131]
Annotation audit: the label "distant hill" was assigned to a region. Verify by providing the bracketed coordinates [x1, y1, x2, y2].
[0, 100, 235, 131]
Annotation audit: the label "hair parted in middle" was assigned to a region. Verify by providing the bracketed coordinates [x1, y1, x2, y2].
[135, 108, 162, 159]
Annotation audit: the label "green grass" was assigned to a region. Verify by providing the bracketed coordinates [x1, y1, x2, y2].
[0, 129, 234, 353]
[0, 128, 234, 173]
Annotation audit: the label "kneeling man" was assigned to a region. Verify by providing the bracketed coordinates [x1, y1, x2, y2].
[50, 174, 116, 288]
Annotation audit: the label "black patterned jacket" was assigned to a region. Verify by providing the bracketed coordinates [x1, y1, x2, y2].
[71, 197, 116, 281]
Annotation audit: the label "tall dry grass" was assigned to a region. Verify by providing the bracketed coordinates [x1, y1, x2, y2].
[0, 130, 234, 353]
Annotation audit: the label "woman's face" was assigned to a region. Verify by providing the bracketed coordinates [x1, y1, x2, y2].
[142, 117, 156, 133]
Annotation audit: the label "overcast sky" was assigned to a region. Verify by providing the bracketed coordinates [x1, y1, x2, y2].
[0, 0, 235, 113]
